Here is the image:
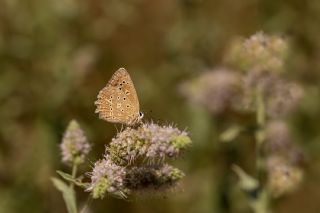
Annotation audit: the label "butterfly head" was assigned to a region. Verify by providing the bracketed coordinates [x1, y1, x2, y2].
[136, 111, 144, 124]
[126, 111, 144, 126]
[139, 112, 144, 120]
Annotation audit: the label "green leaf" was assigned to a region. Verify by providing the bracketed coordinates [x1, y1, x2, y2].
[51, 178, 77, 213]
[57, 170, 89, 188]
[57, 170, 74, 181]
[220, 126, 242, 142]
[232, 165, 259, 191]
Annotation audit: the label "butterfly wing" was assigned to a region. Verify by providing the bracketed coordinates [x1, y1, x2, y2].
[95, 68, 140, 125]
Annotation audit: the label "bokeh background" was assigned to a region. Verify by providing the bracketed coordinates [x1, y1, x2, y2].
[1, 0, 320, 212]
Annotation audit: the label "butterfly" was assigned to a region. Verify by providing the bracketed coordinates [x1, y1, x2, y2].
[95, 68, 144, 126]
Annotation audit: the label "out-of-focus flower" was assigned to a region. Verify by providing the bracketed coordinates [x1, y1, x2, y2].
[264, 120, 292, 153]
[87, 156, 126, 199]
[125, 164, 184, 192]
[60, 120, 91, 165]
[265, 121, 305, 165]
[180, 68, 242, 114]
[266, 156, 303, 197]
[224, 32, 289, 73]
[266, 83, 304, 118]
[71, 45, 98, 76]
[243, 69, 279, 97]
[108, 122, 191, 166]
[242, 69, 304, 117]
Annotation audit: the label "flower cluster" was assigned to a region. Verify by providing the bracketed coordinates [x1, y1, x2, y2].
[124, 164, 185, 192]
[107, 122, 191, 165]
[181, 32, 305, 203]
[264, 120, 292, 153]
[263, 120, 304, 197]
[87, 122, 191, 198]
[182, 33, 304, 118]
[225, 32, 288, 73]
[179, 68, 242, 114]
[87, 156, 126, 199]
[266, 155, 303, 197]
[60, 120, 91, 165]
[242, 69, 304, 118]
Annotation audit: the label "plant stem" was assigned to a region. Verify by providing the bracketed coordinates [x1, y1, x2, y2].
[70, 163, 78, 213]
[254, 89, 270, 213]
[71, 163, 78, 190]
[255, 88, 265, 179]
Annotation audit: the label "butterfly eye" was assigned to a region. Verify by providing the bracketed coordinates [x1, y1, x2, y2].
[139, 112, 144, 118]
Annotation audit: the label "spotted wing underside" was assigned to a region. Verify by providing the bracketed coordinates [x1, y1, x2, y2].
[95, 68, 140, 124]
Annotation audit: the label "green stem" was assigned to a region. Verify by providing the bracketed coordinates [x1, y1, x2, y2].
[252, 189, 270, 213]
[71, 163, 78, 190]
[70, 163, 78, 213]
[254, 89, 271, 213]
[255, 88, 265, 179]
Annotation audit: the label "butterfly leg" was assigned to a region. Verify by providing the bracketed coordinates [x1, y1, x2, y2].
[114, 124, 119, 133]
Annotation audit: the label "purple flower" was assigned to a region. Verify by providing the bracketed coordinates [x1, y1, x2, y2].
[180, 68, 242, 114]
[87, 122, 191, 199]
[225, 32, 288, 73]
[266, 82, 304, 118]
[87, 158, 185, 198]
[107, 122, 191, 165]
[87, 156, 126, 199]
[60, 120, 91, 165]
[264, 120, 292, 153]
[266, 155, 303, 197]
[243, 69, 304, 117]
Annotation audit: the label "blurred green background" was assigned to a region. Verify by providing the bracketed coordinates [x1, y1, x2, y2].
[1, 0, 320, 212]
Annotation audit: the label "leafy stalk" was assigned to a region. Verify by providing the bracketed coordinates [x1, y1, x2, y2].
[52, 162, 78, 213]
